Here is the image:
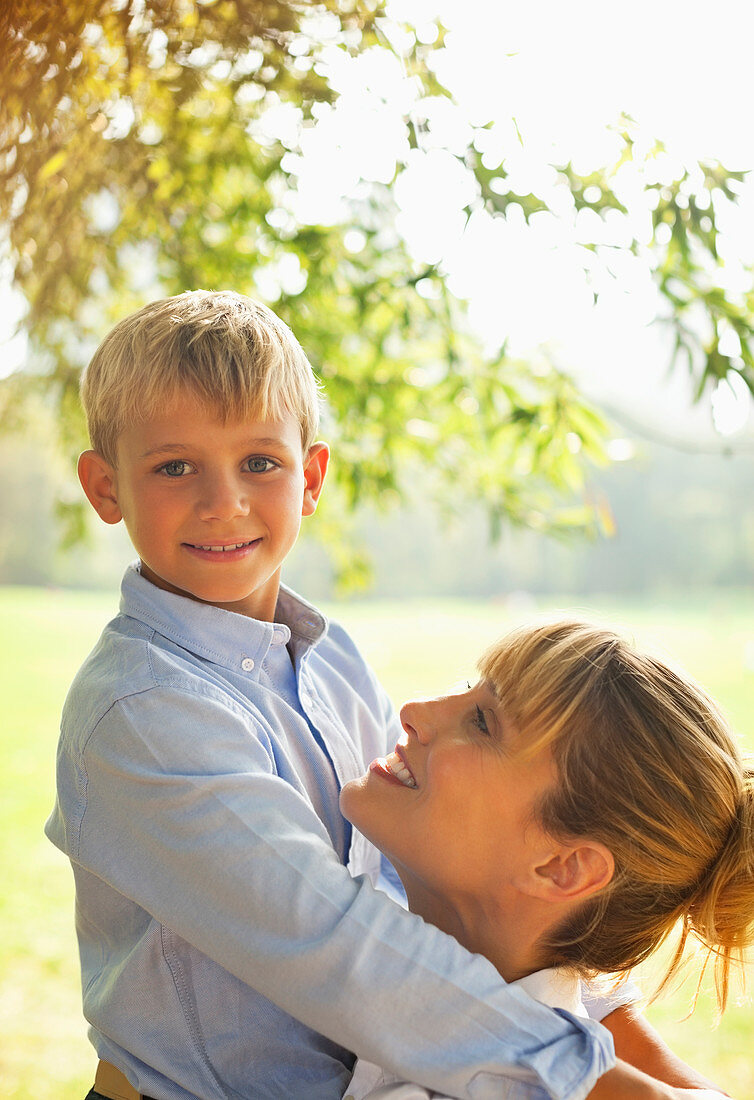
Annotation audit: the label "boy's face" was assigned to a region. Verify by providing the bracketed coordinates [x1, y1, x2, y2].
[80, 390, 328, 621]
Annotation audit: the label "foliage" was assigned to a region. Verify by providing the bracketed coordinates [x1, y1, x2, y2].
[1, 0, 752, 576]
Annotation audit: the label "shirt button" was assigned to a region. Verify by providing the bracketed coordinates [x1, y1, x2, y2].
[272, 628, 286, 645]
[241, 657, 255, 671]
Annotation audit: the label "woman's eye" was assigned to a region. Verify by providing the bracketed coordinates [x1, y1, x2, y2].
[472, 705, 490, 735]
[159, 459, 190, 477]
[244, 456, 276, 473]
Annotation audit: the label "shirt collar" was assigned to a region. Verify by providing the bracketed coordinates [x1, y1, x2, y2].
[513, 967, 587, 1018]
[119, 562, 327, 673]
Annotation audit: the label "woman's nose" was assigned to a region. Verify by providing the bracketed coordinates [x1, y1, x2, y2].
[399, 700, 434, 745]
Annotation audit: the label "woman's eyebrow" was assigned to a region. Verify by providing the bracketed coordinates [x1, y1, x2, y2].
[482, 678, 500, 699]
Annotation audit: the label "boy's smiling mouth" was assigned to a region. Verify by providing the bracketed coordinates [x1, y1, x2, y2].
[183, 539, 262, 559]
[189, 540, 259, 552]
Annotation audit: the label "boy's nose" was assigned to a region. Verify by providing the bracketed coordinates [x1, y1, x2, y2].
[196, 473, 250, 521]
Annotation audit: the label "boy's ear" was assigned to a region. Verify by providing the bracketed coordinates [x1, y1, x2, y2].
[301, 442, 329, 517]
[78, 450, 123, 525]
[523, 842, 614, 903]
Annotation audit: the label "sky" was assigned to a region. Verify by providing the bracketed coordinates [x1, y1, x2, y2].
[2, 0, 753, 445]
[393, 0, 754, 445]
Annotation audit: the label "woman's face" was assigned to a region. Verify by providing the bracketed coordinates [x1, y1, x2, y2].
[340, 681, 558, 907]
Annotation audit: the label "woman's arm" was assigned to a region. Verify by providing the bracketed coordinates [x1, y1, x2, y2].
[587, 1061, 729, 1099]
[599, 1005, 727, 1092]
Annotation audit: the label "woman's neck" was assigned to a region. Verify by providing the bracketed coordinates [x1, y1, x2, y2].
[400, 875, 553, 984]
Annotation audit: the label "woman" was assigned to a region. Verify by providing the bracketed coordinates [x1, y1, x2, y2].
[340, 620, 754, 1100]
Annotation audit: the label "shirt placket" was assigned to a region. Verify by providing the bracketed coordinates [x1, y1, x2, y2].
[296, 653, 382, 882]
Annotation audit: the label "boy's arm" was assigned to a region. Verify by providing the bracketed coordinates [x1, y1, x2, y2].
[598, 1006, 728, 1093]
[55, 684, 614, 1100]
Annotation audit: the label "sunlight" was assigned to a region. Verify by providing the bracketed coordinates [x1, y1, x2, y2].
[712, 372, 753, 436]
[2, 0, 753, 437]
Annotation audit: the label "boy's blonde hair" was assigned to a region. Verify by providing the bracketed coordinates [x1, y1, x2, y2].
[479, 619, 754, 1012]
[80, 290, 322, 463]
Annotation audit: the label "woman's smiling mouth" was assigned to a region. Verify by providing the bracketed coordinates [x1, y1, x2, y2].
[369, 749, 417, 789]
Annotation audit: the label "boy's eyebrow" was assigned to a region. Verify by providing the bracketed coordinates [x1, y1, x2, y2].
[245, 437, 297, 450]
[140, 444, 190, 458]
[140, 437, 295, 459]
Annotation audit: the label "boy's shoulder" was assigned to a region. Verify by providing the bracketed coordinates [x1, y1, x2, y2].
[62, 608, 186, 733]
[61, 566, 235, 731]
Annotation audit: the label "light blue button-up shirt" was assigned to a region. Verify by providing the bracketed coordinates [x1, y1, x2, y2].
[46, 565, 614, 1100]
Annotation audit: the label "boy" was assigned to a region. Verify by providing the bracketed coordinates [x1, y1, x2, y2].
[46, 290, 693, 1100]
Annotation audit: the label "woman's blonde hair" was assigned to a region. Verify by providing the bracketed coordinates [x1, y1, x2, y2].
[80, 290, 322, 464]
[479, 619, 754, 1012]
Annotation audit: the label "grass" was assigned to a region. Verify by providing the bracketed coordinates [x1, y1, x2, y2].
[1, 584, 753, 1099]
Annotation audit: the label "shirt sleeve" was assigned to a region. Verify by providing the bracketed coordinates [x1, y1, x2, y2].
[72, 684, 615, 1100]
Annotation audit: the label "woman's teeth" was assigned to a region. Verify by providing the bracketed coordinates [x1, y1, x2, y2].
[385, 751, 416, 788]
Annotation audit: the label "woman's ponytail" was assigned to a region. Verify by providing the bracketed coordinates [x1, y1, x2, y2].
[687, 763, 754, 1011]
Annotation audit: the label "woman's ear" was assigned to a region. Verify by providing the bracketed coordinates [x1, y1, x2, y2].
[78, 450, 123, 525]
[301, 442, 329, 517]
[526, 842, 614, 902]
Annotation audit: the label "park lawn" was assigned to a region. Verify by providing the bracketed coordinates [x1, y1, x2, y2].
[1, 584, 753, 1100]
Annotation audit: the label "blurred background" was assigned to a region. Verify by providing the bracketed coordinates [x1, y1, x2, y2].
[1, 0, 753, 1097]
[2, 0, 754, 600]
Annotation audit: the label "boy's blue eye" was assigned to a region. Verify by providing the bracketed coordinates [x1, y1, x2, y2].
[160, 460, 190, 477]
[244, 456, 276, 473]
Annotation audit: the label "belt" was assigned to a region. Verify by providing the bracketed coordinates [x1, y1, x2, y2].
[94, 1060, 157, 1100]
